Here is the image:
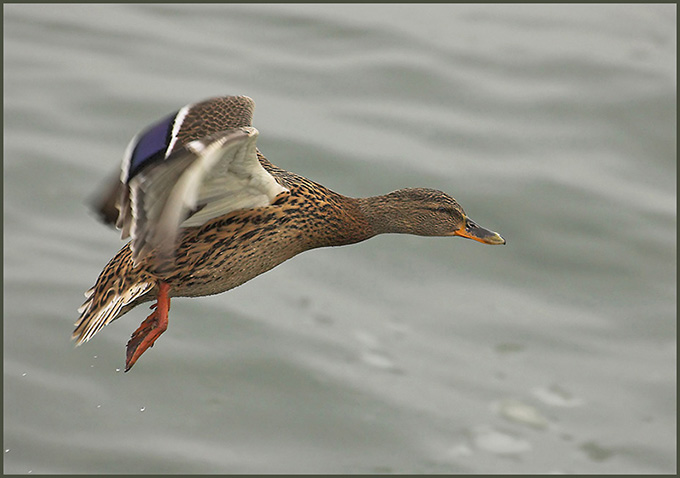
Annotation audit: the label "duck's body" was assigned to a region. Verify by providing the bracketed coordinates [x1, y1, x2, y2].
[73, 96, 504, 371]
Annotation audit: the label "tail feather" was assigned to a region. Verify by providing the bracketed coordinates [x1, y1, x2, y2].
[73, 245, 155, 345]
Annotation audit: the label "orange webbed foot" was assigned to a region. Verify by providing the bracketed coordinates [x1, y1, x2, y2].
[125, 282, 171, 371]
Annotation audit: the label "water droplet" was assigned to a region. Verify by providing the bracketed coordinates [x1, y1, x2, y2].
[115, 368, 121, 373]
[5, 449, 9, 453]
[93, 355, 98, 359]
[96, 404, 101, 409]
[21, 372, 27, 377]
[140, 407, 146, 412]
[90, 364, 94, 368]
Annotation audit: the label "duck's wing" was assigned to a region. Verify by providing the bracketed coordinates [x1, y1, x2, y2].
[127, 127, 288, 265]
[94, 95, 258, 228]
[93, 96, 288, 266]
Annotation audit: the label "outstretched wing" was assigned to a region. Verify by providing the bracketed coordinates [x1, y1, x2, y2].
[127, 127, 287, 264]
[94, 95, 258, 227]
[91, 96, 288, 266]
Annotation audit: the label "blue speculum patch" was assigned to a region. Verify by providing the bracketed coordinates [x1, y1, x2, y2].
[128, 111, 177, 180]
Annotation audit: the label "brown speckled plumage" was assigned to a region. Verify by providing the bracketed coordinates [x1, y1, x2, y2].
[73, 95, 505, 370]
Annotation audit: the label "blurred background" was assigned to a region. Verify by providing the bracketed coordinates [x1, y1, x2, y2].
[4, 4, 676, 473]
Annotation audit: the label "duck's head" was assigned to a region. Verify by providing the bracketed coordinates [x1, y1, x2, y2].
[359, 188, 505, 245]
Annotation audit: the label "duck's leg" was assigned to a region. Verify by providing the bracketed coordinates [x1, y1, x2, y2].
[125, 281, 171, 372]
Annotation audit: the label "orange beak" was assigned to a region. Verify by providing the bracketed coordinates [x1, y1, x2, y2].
[453, 216, 506, 245]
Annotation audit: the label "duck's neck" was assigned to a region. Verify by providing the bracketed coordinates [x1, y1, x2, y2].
[286, 184, 421, 249]
[354, 191, 421, 236]
[303, 192, 412, 249]
[305, 194, 374, 248]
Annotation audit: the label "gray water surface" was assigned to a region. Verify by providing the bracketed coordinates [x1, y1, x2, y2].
[4, 4, 676, 474]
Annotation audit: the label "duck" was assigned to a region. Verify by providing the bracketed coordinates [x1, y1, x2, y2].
[73, 95, 505, 372]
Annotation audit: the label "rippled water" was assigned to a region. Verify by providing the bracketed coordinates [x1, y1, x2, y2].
[4, 4, 676, 474]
